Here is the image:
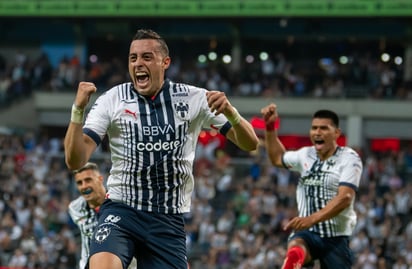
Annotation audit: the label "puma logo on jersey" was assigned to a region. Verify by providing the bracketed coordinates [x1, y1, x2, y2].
[124, 109, 137, 119]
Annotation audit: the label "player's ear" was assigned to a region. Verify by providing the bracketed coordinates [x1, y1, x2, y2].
[163, 56, 171, 69]
[335, 127, 342, 137]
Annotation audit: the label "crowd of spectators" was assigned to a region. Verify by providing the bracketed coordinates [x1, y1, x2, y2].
[1, 40, 412, 269]
[1, 41, 412, 110]
[0, 128, 412, 269]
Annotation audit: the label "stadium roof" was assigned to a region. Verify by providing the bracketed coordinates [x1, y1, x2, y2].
[1, 0, 412, 18]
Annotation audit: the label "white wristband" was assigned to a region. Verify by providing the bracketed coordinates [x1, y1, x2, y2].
[226, 107, 241, 126]
[71, 104, 84, 124]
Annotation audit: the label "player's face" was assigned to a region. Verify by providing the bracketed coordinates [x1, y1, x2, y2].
[309, 118, 340, 160]
[74, 169, 104, 204]
[128, 39, 171, 97]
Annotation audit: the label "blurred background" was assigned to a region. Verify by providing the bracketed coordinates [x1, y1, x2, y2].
[0, 0, 411, 268]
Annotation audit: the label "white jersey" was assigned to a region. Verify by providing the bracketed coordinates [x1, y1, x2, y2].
[83, 79, 230, 214]
[68, 197, 98, 269]
[282, 146, 363, 237]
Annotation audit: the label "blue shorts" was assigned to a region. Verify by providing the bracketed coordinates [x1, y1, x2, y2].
[289, 230, 354, 269]
[89, 199, 187, 269]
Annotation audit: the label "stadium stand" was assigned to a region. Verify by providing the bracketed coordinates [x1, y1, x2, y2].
[1, 2, 412, 268]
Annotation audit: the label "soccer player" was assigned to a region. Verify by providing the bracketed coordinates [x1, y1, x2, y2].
[261, 103, 362, 269]
[64, 29, 259, 269]
[68, 162, 137, 269]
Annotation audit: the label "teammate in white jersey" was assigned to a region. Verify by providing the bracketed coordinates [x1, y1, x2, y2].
[68, 162, 106, 269]
[68, 162, 137, 269]
[64, 29, 259, 269]
[261, 103, 362, 269]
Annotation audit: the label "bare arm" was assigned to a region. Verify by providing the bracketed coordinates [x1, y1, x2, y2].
[284, 185, 355, 231]
[64, 124, 97, 170]
[225, 117, 259, 151]
[261, 103, 285, 167]
[206, 91, 259, 151]
[64, 82, 98, 170]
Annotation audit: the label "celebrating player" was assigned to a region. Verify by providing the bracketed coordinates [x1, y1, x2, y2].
[261, 103, 362, 269]
[64, 29, 259, 269]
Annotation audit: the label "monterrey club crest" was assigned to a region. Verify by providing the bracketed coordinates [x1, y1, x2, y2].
[173, 100, 189, 120]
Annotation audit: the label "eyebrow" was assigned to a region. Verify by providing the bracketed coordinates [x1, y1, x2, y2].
[129, 51, 155, 57]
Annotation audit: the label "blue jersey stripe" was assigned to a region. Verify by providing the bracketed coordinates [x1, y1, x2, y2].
[161, 86, 174, 212]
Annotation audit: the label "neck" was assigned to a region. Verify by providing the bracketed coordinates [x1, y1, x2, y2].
[88, 193, 105, 209]
[88, 201, 100, 209]
[318, 145, 338, 161]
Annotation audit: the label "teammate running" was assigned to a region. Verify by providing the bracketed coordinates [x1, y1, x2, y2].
[261, 103, 362, 269]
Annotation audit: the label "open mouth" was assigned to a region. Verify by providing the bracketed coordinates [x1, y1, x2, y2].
[313, 138, 325, 149]
[136, 72, 149, 83]
[314, 140, 325, 145]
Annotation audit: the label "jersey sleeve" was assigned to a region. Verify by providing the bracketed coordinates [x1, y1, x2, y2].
[83, 91, 112, 146]
[197, 89, 231, 135]
[68, 196, 85, 226]
[340, 149, 363, 189]
[282, 147, 308, 172]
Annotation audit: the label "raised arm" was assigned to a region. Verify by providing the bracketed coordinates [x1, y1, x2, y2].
[261, 103, 286, 167]
[225, 115, 259, 151]
[206, 91, 258, 151]
[64, 82, 98, 170]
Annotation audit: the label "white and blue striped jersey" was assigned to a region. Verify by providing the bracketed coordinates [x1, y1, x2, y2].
[282, 146, 363, 237]
[68, 197, 98, 269]
[83, 79, 231, 214]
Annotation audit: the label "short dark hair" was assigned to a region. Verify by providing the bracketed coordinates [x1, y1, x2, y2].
[313, 109, 339, 128]
[72, 162, 99, 175]
[132, 29, 169, 56]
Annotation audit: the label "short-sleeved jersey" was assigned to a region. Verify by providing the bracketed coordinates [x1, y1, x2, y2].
[68, 197, 98, 269]
[83, 79, 231, 214]
[282, 146, 363, 237]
